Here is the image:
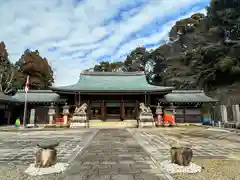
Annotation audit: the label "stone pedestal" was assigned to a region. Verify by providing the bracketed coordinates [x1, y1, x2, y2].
[220, 105, 228, 124]
[63, 115, 68, 125]
[71, 114, 88, 127]
[49, 116, 54, 125]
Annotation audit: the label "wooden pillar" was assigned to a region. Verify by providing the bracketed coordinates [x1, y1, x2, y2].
[88, 100, 92, 120]
[147, 94, 150, 106]
[184, 108, 187, 123]
[7, 110, 11, 125]
[144, 93, 147, 104]
[135, 100, 139, 119]
[74, 94, 78, 106]
[120, 100, 125, 121]
[101, 100, 105, 121]
[78, 92, 81, 105]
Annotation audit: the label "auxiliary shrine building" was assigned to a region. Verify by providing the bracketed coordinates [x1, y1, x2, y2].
[7, 71, 217, 125]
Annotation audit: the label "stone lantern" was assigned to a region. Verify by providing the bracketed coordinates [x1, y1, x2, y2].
[62, 103, 70, 125]
[48, 103, 56, 124]
[169, 103, 176, 126]
[155, 102, 163, 127]
[170, 103, 176, 115]
[156, 103, 162, 114]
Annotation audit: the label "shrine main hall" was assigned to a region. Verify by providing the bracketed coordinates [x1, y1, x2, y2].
[10, 71, 217, 124]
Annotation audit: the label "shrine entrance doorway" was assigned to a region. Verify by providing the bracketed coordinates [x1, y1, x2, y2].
[105, 102, 121, 121]
[106, 106, 120, 120]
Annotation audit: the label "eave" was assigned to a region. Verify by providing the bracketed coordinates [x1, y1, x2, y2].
[51, 88, 174, 95]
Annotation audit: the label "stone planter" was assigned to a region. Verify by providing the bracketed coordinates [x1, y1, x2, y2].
[35, 141, 59, 168]
[170, 146, 193, 166]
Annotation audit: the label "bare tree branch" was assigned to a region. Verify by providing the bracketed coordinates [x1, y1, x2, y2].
[3, 67, 14, 94]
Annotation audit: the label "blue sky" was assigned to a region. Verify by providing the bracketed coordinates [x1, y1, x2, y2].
[0, 0, 210, 86]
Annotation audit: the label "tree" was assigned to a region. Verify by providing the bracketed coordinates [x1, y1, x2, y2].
[89, 1, 240, 91]
[145, 50, 167, 84]
[0, 42, 15, 94]
[14, 49, 54, 90]
[125, 47, 149, 71]
[94, 61, 111, 72]
[207, 0, 240, 42]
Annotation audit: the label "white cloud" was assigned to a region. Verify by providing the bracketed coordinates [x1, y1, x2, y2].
[0, 0, 210, 86]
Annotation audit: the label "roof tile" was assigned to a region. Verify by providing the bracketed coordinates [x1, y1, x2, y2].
[164, 90, 218, 103]
[13, 90, 60, 103]
[51, 72, 174, 92]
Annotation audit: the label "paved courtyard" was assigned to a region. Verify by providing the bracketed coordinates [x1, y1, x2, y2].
[129, 128, 240, 161]
[0, 127, 239, 180]
[0, 130, 95, 165]
[129, 127, 240, 180]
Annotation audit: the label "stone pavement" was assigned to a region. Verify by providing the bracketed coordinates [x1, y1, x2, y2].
[59, 129, 172, 180]
[1, 127, 240, 180]
[0, 130, 95, 165]
[128, 128, 240, 162]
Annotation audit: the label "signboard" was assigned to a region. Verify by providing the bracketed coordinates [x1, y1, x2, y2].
[29, 109, 35, 124]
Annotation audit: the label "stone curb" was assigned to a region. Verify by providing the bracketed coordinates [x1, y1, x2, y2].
[55, 129, 99, 179]
[0, 128, 74, 132]
[68, 129, 99, 164]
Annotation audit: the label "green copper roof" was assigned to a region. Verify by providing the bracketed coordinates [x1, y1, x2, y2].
[13, 90, 60, 103]
[51, 72, 174, 92]
[0, 92, 18, 102]
[164, 90, 218, 103]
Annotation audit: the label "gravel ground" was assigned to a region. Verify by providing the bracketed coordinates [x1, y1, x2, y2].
[172, 158, 240, 180]
[135, 126, 240, 180]
[0, 164, 62, 180]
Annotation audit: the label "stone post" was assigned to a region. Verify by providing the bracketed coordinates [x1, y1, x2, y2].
[63, 103, 70, 125]
[48, 103, 56, 125]
[232, 104, 240, 126]
[220, 105, 228, 124]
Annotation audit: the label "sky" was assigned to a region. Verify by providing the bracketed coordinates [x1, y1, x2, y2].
[0, 0, 210, 86]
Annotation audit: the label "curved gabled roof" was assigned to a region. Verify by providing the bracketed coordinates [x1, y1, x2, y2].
[163, 90, 218, 103]
[50, 71, 174, 93]
[13, 90, 60, 103]
[0, 92, 18, 102]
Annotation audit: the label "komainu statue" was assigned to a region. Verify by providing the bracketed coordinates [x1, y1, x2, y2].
[139, 103, 148, 114]
[71, 103, 89, 128]
[74, 103, 88, 115]
[138, 102, 154, 128]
